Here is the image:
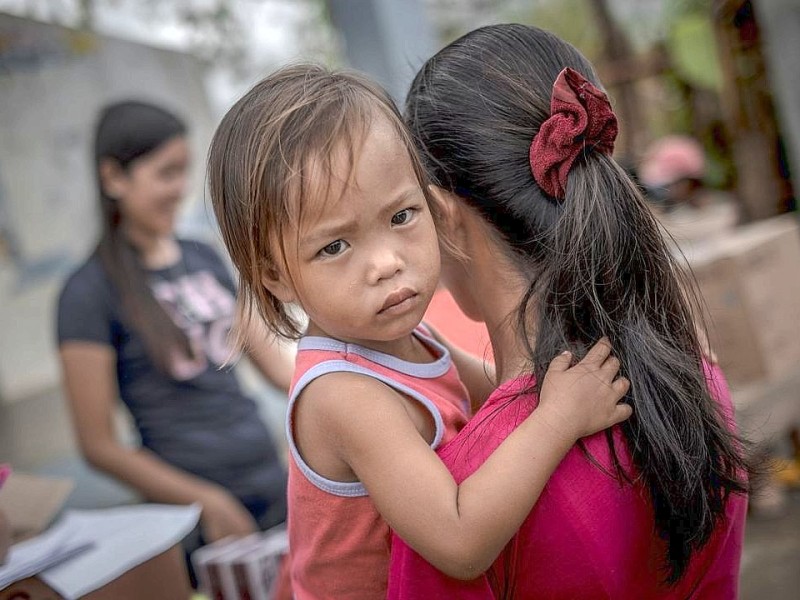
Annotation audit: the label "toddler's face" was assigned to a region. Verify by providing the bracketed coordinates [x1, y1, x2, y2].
[281, 116, 441, 348]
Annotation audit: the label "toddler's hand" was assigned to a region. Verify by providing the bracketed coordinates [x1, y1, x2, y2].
[537, 338, 631, 444]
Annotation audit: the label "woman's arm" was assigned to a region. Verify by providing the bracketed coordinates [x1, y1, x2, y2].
[298, 341, 630, 579]
[241, 316, 296, 393]
[59, 342, 258, 541]
[423, 322, 495, 413]
[442, 342, 495, 414]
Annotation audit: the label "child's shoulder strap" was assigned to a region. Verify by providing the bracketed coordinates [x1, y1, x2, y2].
[286, 357, 449, 497]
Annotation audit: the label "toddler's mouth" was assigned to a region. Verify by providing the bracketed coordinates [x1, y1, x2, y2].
[379, 288, 417, 314]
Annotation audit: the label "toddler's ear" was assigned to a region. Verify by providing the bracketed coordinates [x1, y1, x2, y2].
[261, 265, 296, 304]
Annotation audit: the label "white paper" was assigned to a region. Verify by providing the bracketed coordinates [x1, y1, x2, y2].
[37, 503, 200, 599]
[0, 525, 93, 588]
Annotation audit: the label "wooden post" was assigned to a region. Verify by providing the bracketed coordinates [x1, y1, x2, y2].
[587, 0, 645, 160]
[713, 0, 786, 220]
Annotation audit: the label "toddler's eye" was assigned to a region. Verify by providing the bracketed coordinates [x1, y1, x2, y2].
[319, 239, 348, 257]
[391, 208, 416, 226]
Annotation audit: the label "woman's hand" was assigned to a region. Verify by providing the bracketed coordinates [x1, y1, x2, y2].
[242, 313, 297, 393]
[200, 488, 259, 542]
[537, 338, 632, 444]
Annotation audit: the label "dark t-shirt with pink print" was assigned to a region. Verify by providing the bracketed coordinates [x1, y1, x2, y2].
[57, 240, 286, 510]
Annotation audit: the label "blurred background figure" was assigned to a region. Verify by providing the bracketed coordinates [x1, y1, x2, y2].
[56, 101, 292, 581]
[639, 134, 740, 251]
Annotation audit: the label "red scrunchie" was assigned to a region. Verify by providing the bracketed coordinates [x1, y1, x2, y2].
[529, 67, 618, 200]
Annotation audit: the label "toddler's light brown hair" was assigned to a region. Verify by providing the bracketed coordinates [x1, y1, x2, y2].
[207, 64, 446, 347]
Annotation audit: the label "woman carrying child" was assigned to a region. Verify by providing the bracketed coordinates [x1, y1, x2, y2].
[388, 24, 749, 599]
[208, 64, 632, 598]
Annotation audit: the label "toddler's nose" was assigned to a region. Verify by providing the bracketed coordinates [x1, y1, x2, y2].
[369, 243, 403, 284]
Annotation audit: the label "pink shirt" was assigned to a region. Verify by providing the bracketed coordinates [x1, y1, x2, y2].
[388, 363, 747, 599]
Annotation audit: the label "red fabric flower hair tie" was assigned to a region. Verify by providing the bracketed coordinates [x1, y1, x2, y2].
[529, 67, 618, 200]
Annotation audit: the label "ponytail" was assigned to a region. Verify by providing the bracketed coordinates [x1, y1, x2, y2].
[526, 154, 746, 581]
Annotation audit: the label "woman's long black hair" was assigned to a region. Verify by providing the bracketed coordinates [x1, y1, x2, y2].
[94, 101, 190, 371]
[405, 24, 748, 584]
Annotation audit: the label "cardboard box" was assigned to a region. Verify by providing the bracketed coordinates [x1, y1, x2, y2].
[688, 214, 800, 386]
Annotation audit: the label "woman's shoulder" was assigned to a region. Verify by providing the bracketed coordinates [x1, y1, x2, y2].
[57, 253, 117, 339]
[475, 376, 538, 422]
[437, 376, 538, 477]
[60, 253, 111, 300]
[464, 376, 537, 433]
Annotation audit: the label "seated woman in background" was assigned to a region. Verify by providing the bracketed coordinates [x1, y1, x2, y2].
[56, 101, 291, 564]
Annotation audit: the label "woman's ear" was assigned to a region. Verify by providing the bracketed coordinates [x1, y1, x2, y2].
[260, 264, 296, 304]
[99, 158, 129, 201]
[428, 185, 468, 255]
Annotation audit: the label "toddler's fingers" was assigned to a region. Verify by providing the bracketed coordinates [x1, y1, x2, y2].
[600, 355, 621, 378]
[581, 337, 612, 365]
[612, 376, 631, 397]
[612, 402, 633, 424]
[548, 351, 572, 372]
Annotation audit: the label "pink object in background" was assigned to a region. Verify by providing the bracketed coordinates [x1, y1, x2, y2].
[639, 135, 706, 188]
[0, 465, 11, 489]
